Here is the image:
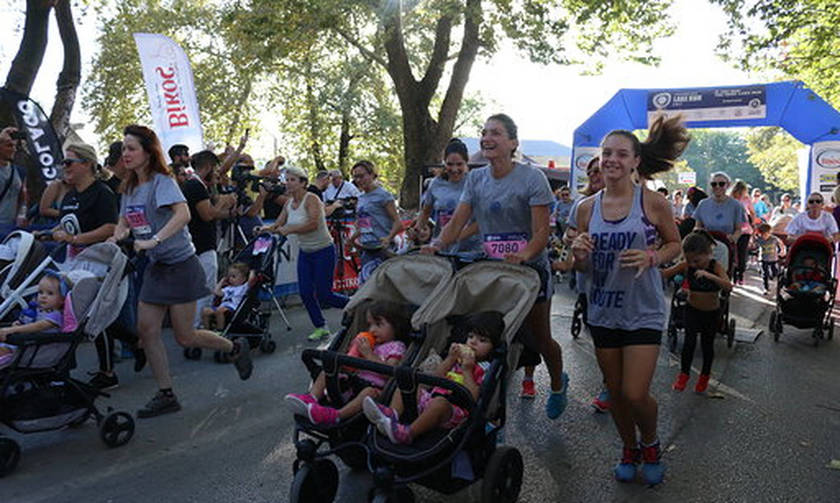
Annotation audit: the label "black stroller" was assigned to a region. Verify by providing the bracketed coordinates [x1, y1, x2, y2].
[769, 233, 837, 346]
[0, 243, 135, 477]
[667, 231, 737, 352]
[184, 233, 292, 361]
[287, 254, 454, 502]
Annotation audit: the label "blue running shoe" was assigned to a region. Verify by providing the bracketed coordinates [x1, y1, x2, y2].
[641, 441, 665, 486]
[614, 446, 641, 482]
[545, 372, 569, 420]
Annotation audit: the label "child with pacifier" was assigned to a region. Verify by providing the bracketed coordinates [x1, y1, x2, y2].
[201, 262, 249, 329]
[663, 231, 732, 393]
[0, 272, 68, 368]
[362, 311, 504, 445]
[284, 300, 411, 425]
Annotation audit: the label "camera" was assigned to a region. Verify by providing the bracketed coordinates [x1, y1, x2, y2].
[10, 131, 26, 141]
[230, 163, 286, 196]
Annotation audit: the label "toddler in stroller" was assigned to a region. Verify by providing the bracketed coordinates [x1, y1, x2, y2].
[200, 261, 249, 329]
[0, 272, 67, 368]
[362, 311, 503, 445]
[788, 256, 827, 294]
[285, 300, 411, 425]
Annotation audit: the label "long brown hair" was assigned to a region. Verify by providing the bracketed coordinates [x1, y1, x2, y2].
[121, 124, 172, 194]
[603, 115, 690, 179]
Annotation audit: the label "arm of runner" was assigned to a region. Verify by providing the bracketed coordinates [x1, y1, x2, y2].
[426, 202, 472, 253]
[382, 200, 404, 246]
[506, 204, 549, 264]
[571, 198, 594, 272]
[134, 202, 189, 251]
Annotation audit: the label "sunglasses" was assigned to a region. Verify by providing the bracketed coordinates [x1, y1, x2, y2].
[61, 158, 85, 167]
[808, 199, 823, 204]
[710, 181, 727, 188]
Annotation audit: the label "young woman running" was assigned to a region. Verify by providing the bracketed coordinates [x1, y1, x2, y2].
[572, 115, 688, 484]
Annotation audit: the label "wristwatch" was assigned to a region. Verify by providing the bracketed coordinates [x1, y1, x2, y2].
[152, 234, 162, 246]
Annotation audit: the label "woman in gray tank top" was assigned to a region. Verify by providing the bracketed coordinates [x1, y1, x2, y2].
[572, 115, 688, 486]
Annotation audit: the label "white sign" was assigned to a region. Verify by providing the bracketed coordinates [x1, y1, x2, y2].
[133, 33, 203, 155]
[647, 86, 767, 125]
[808, 141, 840, 201]
[569, 146, 600, 196]
[677, 171, 696, 185]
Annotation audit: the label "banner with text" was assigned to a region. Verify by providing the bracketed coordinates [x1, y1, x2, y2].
[133, 33, 203, 155]
[0, 87, 62, 181]
[809, 141, 840, 201]
[647, 86, 766, 125]
[570, 146, 600, 196]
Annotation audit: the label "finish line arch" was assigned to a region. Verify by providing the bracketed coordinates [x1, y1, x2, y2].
[570, 81, 840, 201]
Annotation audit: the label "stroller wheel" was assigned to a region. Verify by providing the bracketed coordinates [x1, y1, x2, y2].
[99, 411, 135, 448]
[259, 339, 277, 354]
[183, 347, 202, 360]
[481, 446, 524, 503]
[0, 437, 21, 477]
[727, 319, 736, 348]
[289, 459, 339, 503]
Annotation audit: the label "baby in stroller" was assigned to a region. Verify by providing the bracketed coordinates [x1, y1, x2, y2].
[362, 311, 503, 445]
[0, 272, 67, 368]
[200, 261, 249, 329]
[788, 256, 827, 294]
[284, 300, 411, 425]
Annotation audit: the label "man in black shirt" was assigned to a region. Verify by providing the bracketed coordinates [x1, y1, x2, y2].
[182, 150, 236, 327]
[102, 141, 125, 198]
[307, 170, 329, 200]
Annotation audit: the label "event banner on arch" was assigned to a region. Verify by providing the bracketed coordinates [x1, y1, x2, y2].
[810, 141, 840, 197]
[646, 86, 767, 125]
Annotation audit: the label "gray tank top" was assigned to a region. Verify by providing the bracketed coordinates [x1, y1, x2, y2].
[285, 193, 333, 252]
[585, 185, 665, 331]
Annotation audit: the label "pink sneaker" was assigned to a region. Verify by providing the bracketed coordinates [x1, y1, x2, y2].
[307, 403, 340, 425]
[285, 393, 318, 416]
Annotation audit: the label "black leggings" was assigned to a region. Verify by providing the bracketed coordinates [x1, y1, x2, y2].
[682, 305, 719, 375]
[761, 261, 778, 290]
[735, 234, 751, 282]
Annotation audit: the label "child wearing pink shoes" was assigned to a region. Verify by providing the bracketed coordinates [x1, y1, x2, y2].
[284, 300, 411, 425]
[663, 231, 732, 393]
[362, 311, 503, 445]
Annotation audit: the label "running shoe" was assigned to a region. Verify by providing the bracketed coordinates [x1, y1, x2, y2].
[363, 396, 399, 423]
[87, 371, 119, 391]
[641, 441, 665, 486]
[695, 374, 710, 393]
[614, 445, 641, 482]
[307, 327, 330, 341]
[307, 403, 340, 425]
[137, 390, 181, 418]
[591, 389, 610, 413]
[672, 372, 690, 392]
[545, 372, 569, 420]
[231, 338, 253, 380]
[363, 396, 411, 444]
[520, 379, 536, 399]
[285, 393, 318, 416]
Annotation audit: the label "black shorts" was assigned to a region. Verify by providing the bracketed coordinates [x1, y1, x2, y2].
[589, 324, 662, 349]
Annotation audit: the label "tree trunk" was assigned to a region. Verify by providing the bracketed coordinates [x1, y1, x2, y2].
[337, 111, 352, 174]
[49, 0, 81, 143]
[305, 66, 326, 172]
[224, 78, 252, 145]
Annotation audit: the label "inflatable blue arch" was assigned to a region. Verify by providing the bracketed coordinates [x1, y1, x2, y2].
[570, 81, 840, 201]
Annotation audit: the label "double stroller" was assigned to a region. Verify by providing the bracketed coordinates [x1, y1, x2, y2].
[184, 233, 292, 362]
[769, 233, 837, 346]
[667, 231, 737, 352]
[0, 242, 135, 477]
[289, 255, 539, 502]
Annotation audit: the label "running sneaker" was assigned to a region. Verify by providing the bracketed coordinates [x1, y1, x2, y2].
[672, 372, 690, 392]
[520, 379, 536, 399]
[307, 403, 340, 425]
[362, 396, 399, 423]
[307, 327, 331, 341]
[545, 372, 569, 420]
[137, 390, 181, 418]
[695, 374, 710, 393]
[614, 445, 641, 482]
[363, 396, 411, 444]
[591, 389, 610, 413]
[285, 393, 318, 416]
[87, 371, 119, 391]
[231, 338, 253, 380]
[641, 441, 665, 486]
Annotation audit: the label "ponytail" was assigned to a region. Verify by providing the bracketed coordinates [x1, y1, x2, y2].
[603, 115, 690, 180]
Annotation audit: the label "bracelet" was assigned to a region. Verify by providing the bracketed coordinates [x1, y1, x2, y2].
[152, 234, 162, 246]
[647, 249, 659, 268]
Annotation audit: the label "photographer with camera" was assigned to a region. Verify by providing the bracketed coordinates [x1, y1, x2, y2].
[226, 162, 276, 242]
[308, 170, 330, 201]
[256, 166, 348, 341]
[0, 126, 28, 238]
[183, 150, 237, 327]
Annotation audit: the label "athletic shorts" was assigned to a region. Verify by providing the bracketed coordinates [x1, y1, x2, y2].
[589, 324, 662, 349]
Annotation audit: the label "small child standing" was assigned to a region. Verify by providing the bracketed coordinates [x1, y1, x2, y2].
[284, 300, 411, 425]
[752, 223, 785, 295]
[201, 262, 249, 329]
[0, 273, 67, 368]
[663, 231, 732, 393]
[362, 311, 504, 445]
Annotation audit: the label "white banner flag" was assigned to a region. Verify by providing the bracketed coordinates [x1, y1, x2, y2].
[133, 33, 203, 155]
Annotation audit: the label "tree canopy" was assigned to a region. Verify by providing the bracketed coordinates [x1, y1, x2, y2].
[744, 127, 802, 192]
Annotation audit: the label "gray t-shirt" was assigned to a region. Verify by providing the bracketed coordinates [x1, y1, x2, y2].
[693, 196, 746, 234]
[423, 176, 481, 253]
[0, 164, 23, 225]
[357, 186, 396, 246]
[120, 173, 194, 264]
[460, 162, 553, 262]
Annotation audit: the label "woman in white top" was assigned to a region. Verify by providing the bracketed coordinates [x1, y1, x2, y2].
[257, 166, 348, 341]
[785, 192, 840, 242]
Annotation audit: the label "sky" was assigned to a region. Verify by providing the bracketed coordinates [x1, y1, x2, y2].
[0, 0, 758, 159]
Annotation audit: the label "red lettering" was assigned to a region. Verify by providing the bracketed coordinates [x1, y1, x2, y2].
[169, 113, 189, 128]
[164, 92, 181, 106]
[161, 79, 178, 93]
[155, 66, 175, 79]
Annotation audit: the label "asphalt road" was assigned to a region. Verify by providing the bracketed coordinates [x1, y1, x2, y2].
[2, 269, 839, 502]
